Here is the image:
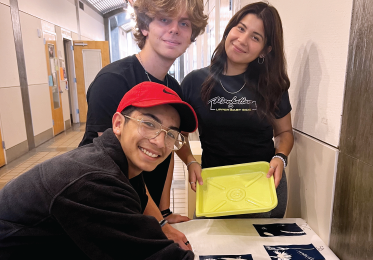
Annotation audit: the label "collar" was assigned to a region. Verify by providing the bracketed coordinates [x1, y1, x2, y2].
[93, 129, 129, 178]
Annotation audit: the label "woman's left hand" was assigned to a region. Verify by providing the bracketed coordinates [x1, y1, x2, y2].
[165, 213, 190, 224]
[267, 157, 284, 188]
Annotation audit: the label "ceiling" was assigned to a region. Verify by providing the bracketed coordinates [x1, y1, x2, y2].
[84, 0, 127, 14]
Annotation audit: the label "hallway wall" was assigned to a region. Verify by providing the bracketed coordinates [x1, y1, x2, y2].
[0, 0, 105, 164]
[0, 3, 28, 161]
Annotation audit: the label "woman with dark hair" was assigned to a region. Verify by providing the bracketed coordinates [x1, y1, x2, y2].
[177, 2, 293, 218]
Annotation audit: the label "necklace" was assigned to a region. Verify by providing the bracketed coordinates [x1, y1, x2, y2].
[138, 53, 168, 87]
[219, 79, 246, 94]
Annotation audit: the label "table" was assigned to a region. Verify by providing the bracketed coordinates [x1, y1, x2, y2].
[172, 218, 339, 260]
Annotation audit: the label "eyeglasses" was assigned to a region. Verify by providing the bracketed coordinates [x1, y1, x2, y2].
[123, 115, 186, 151]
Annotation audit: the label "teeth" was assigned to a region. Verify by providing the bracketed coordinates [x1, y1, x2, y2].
[140, 147, 158, 158]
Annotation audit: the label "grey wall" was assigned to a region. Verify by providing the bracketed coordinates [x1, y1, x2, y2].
[330, 0, 373, 258]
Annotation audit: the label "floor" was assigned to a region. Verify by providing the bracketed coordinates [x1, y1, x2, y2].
[0, 124, 187, 216]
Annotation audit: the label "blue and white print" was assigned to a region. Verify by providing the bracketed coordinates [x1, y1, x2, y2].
[264, 244, 325, 260]
[253, 223, 306, 237]
[199, 254, 253, 260]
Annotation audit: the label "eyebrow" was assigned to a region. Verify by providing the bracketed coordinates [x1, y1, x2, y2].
[239, 22, 264, 40]
[141, 113, 180, 131]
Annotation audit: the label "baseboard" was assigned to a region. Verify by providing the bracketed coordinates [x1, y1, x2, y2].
[5, 140, 29, 163]
[65, 119, 71, 130]
[34, 128, 54, 147]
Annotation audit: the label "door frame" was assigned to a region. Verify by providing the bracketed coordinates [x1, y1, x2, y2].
[0, 123, 6, 167]
[63, 39, 80, 124]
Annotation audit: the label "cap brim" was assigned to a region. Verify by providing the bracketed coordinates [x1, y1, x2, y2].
[131, 100, 198, 133]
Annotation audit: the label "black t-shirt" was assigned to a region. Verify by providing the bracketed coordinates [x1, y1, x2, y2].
[79, 55, 182, 206]
[181, 67, 292, 168]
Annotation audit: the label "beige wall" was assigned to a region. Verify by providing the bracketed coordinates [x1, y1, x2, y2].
[0, 4, 27, 150]
[286, 131, 338, 245]
[18, 0, 78, 33]
[263, 0, 353, 147]
[79, 6, 104, 41]
[0, 4, 19, 89]
[0, 87, 27, 149]
[0, 0, 10, 5]
[19, 12, 53, 136]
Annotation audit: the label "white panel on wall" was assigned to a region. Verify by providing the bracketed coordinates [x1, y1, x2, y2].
[81, 2, 103, 24]
[81, 36, 93, 41]
[79, 9, 105, 41]
[286, 130, 338, 245]
[29, 84, 53, 135]
[0, 0, 10, 5]
[18, 0, 78, 33]
[82, 49, 102, 94]
[0, 87, 27, 149]
[19, 12, 48, 85]
[71, 32, 80, 41]
[0, 4, 20, 88]
[259, 0, 353, 147]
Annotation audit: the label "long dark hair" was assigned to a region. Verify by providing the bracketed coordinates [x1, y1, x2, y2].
[201, 2, 290, 119]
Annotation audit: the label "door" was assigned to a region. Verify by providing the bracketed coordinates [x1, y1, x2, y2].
[44, 37, 64, 135]
[73, 41, 110, 122]
[0, 129, 5, 167]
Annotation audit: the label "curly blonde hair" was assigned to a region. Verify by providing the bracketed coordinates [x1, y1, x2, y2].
[133, 0, 208, 49]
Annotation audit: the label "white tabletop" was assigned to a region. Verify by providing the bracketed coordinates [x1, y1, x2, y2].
[172, 218, 339, 260]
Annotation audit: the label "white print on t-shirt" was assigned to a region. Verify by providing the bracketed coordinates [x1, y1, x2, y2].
[208, 96, 257, 111]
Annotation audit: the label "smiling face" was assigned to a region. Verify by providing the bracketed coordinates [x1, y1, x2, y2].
[112, 105, 180, 178]
[141, 10, 192, 61]
[224, 13, 268, 74]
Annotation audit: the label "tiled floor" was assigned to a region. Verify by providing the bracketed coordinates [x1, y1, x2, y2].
[0, 124, 188, 216]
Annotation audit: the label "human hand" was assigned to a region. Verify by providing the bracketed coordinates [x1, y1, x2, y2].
[188, 162, 203, 192]
[266, 157, 284, 188]
[165, 213, 190, 224]
[162, 224, 192, 250]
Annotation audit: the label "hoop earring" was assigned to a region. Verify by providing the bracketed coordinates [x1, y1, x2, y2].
[258, 56, 265, 64]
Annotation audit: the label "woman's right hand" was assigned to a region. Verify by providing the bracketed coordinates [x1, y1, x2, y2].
[188, 162, 203, 192]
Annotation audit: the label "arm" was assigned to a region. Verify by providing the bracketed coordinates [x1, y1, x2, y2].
[267, 112, 294, 188]
[143, 183, 192, 251]
[159, 153, 190, 224]
[53, 174, 193, 259]
[175, 133, 203, 192]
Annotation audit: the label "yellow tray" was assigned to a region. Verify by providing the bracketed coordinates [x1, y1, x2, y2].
[196, 161, 278, 217]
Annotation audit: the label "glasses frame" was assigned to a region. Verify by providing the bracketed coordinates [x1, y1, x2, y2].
[123, 115, 186, 151]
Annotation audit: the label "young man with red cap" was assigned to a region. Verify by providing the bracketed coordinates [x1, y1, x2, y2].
[79, 0, 208, 249]
[0, 82, 197, 260]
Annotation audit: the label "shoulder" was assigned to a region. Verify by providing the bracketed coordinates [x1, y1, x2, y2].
[183, 67, 210, 82]
[98, 55, 137, 76]
[181, 67, 209, 91]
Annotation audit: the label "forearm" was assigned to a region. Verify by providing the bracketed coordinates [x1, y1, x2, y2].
[143, 186, 163, 221]
[274, 130, 294, 156]
[158, 153, 174, 211]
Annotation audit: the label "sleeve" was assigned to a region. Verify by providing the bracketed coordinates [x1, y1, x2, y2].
[51, 174, 193, 260]
[85, 73, 131, 133]
[180, 71, 194, 104]
[275, 90, 292, 119]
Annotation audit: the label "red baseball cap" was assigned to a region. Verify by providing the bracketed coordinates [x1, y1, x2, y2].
[116, 82, 198, 132]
